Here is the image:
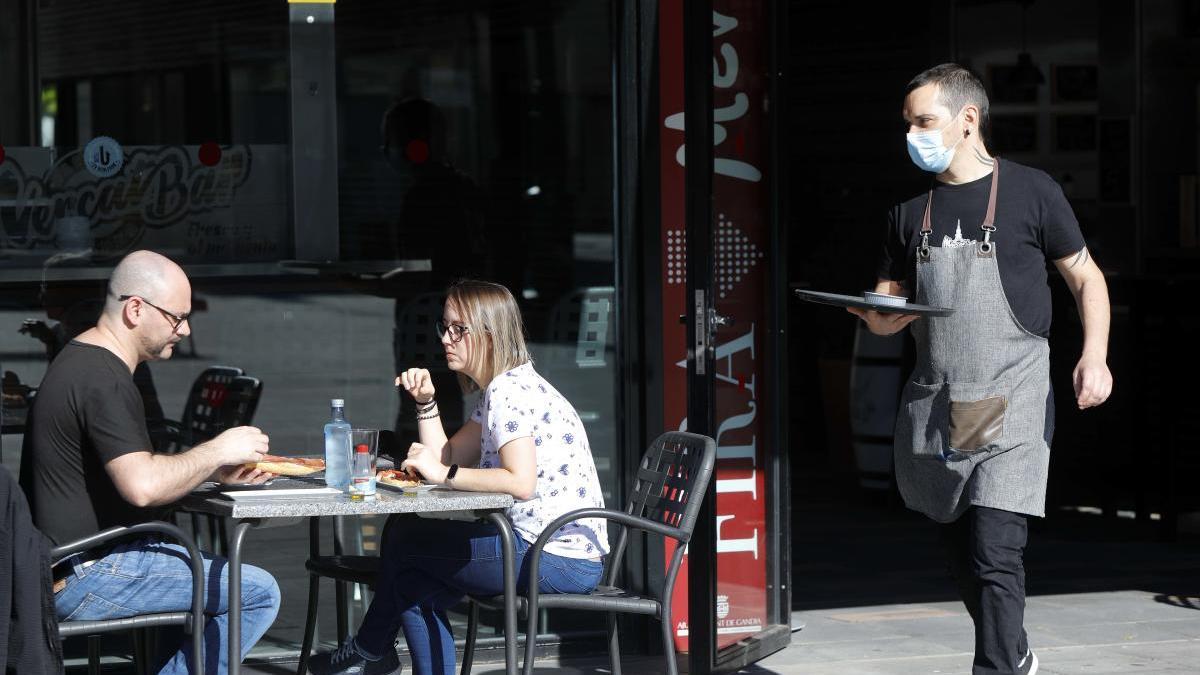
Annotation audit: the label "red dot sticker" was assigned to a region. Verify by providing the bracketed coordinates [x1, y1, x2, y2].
[405, 139, 430, 164]
[0, 144, 5, 165]
[198, 142, 222, 167]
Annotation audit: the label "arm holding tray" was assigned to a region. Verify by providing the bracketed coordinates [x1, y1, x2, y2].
[847, 278, 922, 335]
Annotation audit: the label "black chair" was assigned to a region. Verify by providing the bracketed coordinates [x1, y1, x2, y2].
[54, 521, 205, 675]
[160, 367, 263, 554]
[460, 431, 717, 675]
[295, 515, 386, 675]
[159, 367, 263, 453]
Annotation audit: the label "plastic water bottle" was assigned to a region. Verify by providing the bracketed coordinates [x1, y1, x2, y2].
[323, 399, 351, 489]
[348, 443, 377, 500]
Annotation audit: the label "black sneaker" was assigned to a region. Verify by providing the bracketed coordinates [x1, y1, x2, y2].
[308, 638, 402, 675]
[1017, 649, 1038, 675]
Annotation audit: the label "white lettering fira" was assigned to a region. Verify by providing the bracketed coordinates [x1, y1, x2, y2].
[717, 514, 759, 558]
[662, 10, 762, 183]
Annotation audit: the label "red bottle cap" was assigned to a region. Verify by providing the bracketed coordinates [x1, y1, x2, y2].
[355, 444, 369, 454]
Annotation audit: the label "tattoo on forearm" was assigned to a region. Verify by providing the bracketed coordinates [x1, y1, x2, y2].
[973, 147, 994, 166]
[1068, 247, 1089, 269]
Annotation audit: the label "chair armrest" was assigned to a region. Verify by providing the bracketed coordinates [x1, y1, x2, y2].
[516, 507, 683, 663]
[528, 507, 685, 560]
[52, 522, 206, 639]
[52, 521, 197, 561]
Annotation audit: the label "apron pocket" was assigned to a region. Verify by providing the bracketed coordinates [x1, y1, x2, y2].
[947, 380, 1010, 455]
[902, 381, 948, 459]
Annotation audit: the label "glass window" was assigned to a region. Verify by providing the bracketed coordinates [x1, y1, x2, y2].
[2, 0, 617, 661]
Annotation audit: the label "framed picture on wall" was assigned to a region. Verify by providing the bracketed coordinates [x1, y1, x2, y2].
[988, 64, 1038, 103]
[1051, 65, 1097, 102]
[989, 114, 1038, 154]
[1053, 114, 1097, 152]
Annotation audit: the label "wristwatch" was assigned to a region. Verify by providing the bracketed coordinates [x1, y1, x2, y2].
[445, 463, 459, 482]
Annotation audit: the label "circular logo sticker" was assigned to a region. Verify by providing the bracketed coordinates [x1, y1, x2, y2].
[198, 141, 222, 167]
[83, 136, 124, 178]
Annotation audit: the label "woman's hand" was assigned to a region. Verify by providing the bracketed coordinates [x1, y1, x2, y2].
[400, 442, 449, 484]
[396, 368, 437, 404]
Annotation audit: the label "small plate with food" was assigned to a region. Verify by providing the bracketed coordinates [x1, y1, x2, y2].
[377, 468, 437, 493]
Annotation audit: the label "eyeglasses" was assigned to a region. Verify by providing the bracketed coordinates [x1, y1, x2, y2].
[435, 319, 471, 344]
[118, 294, 190, 332]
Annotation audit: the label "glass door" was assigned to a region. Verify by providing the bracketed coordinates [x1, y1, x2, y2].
[656, 0, 791, 671]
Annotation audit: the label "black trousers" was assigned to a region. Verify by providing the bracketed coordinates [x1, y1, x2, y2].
[938, 506, 1030, 675]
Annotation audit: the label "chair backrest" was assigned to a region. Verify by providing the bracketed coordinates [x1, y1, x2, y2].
[545, 287, 615, 369]
[602, 431, 716, 589]
[222, 375, 264, 429]
[395, 292, 449, 372]
[626, 431, 717, 538]
[179, 366, 254, 445]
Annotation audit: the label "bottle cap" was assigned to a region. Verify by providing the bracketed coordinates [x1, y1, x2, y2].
[355, 443, 370, 454]
[331, 398, 345, 407]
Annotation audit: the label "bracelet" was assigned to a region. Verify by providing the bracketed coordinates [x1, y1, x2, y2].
[416, 411, 441, 421]
[415, 399, 437, 414]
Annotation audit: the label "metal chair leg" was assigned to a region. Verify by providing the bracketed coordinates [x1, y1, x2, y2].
[190, 512, 204, 549]
[660, 610, 677, 675]
[132, 628, 149, 675]
[335, 580, 349, 642]
[298, 573, 321, 675]
[208, 515, 222, 554]
[87, 635, 101, 675]
[217, 516, 229, 556]
[460, 600, 479, 675]
[607, 612, 622, 675]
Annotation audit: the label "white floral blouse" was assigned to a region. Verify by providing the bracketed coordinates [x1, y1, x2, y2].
[471, 362, 609, 559]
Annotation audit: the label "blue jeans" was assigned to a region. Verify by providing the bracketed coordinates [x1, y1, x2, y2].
[53, 537, 281, 674]
[355, 516, 604, 675]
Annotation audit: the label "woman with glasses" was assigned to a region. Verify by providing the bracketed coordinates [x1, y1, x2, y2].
[309, 280, 609, 675]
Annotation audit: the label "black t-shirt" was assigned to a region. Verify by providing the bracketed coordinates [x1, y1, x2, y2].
[21, 341, 155, 546]
[876, 160, 1085, 337]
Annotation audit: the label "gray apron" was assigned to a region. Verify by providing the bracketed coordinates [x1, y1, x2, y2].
[894, 159, 1051, 523]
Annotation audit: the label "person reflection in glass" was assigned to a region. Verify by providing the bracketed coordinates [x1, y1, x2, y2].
[380, 97, 488, 439]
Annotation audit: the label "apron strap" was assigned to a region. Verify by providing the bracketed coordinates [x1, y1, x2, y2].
[982, 157, 1000, 230]
[917, 157, 1001, 260]
[920, 189, 933, 236]
[919, 186, 934, 260]
[980, 157, 1000, 250]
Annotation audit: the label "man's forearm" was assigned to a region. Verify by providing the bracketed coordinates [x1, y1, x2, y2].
[1074, 276, 1111, 360]
[141, 446, 223, 506]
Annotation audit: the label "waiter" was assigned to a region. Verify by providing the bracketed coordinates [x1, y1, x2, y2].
[849, 64, 1113, 675]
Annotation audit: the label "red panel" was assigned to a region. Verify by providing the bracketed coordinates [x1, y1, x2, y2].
[659, 0, 771, 653]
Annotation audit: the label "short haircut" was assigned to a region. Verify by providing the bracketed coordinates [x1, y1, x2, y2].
[444, 279, 531, 392]
[906, 63, 990, 141]
[104, 250, 174, 314]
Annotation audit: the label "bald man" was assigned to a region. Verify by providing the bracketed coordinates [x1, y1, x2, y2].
[21, 251, 281, 674]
